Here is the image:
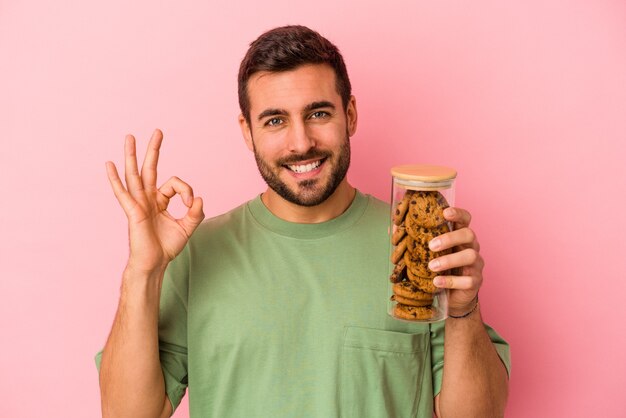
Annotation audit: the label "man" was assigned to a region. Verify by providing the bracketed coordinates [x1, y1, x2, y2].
[97, 25, 510, 418]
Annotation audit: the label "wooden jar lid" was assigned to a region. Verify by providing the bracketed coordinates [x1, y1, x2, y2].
[390, 164, 457, 181]
[391, 165, 456, 190]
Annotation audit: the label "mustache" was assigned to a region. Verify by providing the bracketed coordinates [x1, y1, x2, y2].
[277, 150, 331, 166]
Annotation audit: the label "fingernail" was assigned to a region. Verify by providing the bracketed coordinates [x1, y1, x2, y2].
[444, 208, 455, 218]
[429, 238, 441, 251]
[433, 277, 445, 287]
[429, 259, 440, 271]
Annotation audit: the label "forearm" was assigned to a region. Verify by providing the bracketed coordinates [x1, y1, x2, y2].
[99, 266, 171, 418]
[437, 306, 509, 418]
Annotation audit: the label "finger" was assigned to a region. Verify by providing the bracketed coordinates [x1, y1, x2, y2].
[453, 239, 480, 252]
[450, 264, 483, 280]
[429, 227, 477, 252]
[141, 129, 163, 189]
[428, 248, 484, 273]
[105, 161, 137, 216]
[158, 176, 194, 208]
[432, 275, 478, 290]
[124, 135, 144, 197]
[443, 207, 471, 229]
[178, 196, 205, 236]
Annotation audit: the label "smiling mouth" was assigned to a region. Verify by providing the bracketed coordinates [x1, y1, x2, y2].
[285, 158, 325, 173]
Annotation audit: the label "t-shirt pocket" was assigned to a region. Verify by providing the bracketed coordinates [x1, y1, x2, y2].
[340, 326, 431, 418]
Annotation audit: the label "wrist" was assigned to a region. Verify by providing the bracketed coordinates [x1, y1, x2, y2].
[124, 257, 169, 278]
[122, 262, 167, 291]
[447, 295, 479, 319]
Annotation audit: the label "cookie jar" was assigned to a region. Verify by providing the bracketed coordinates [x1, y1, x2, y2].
[388, 164, 457, 322]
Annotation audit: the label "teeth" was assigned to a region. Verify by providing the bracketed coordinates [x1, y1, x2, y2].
[288, 160, 321, 173]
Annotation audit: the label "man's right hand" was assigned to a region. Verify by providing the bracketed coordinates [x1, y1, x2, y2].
[105, 129, 205, 275]
[100, 129, 203, 418]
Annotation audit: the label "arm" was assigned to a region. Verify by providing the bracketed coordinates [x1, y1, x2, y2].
[429, 208, 509, 418]
[99, 130, 204, 418]
[100, 266, 172, 418]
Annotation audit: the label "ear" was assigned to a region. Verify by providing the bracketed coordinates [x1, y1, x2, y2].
[238, 113, 254, 151]
[346, 95, 358, 137]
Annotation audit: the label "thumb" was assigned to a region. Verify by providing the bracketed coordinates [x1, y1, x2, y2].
[180, 196, 205, 236]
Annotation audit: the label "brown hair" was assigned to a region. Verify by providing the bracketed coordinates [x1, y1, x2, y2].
[238, 25, 352, 124]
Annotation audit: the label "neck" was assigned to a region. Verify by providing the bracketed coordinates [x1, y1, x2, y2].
[261, 180, 356, 223]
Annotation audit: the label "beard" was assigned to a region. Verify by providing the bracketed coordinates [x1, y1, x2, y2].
[253, 134, 351, 207]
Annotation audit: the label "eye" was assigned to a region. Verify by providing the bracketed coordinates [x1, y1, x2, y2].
[265, 117, 283, 127]
[309, 111, 330, 120]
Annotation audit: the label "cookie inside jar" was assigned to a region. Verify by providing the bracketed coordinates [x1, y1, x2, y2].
[388, 165, 456, 322]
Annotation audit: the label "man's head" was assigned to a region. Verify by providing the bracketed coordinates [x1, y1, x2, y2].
[238, 25, 352, 125]
[238, 26, 357, 209]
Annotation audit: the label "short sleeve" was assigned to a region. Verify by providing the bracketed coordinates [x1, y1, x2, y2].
[430, 320, 511, 396]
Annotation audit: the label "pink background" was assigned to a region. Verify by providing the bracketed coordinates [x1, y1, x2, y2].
[1, 0, 625, 417]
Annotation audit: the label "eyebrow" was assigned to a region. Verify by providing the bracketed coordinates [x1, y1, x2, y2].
[304, 101, 335, 113]
[257, 108, 285, 121]
[256, 101, 336, 122]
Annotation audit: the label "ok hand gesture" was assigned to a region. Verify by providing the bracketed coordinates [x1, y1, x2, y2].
[105, 129, 204, 274]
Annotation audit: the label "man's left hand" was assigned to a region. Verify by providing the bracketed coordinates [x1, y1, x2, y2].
[427, 207, 483, 316]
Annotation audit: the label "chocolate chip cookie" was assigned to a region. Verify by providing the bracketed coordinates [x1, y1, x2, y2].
[406, 267, 439, 294]
[406, 191, 449, 229]
[393, 303, 438, 321]
[392, 190, 414, 226]
[391, 281, 434, 307]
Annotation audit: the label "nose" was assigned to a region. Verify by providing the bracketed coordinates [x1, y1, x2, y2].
[287, 120, 315, 154]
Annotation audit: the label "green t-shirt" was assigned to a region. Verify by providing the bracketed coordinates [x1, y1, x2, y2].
[96, 191, 510, 417]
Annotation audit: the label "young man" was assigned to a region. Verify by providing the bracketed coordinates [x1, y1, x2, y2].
[97, 25, 510, 418]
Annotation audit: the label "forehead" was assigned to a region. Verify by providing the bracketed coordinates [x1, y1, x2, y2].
[247, 64, 340, 115]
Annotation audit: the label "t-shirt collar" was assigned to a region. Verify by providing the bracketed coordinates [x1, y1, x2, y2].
[246, 190, 368, 239]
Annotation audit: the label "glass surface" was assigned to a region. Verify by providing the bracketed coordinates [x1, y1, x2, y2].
[387, 170, 456, 323]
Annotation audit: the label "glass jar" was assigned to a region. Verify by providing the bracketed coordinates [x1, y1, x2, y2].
[388, 164, 457, 322]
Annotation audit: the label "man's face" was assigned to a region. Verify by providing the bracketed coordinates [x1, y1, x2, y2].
[240, 64, 357, 207]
